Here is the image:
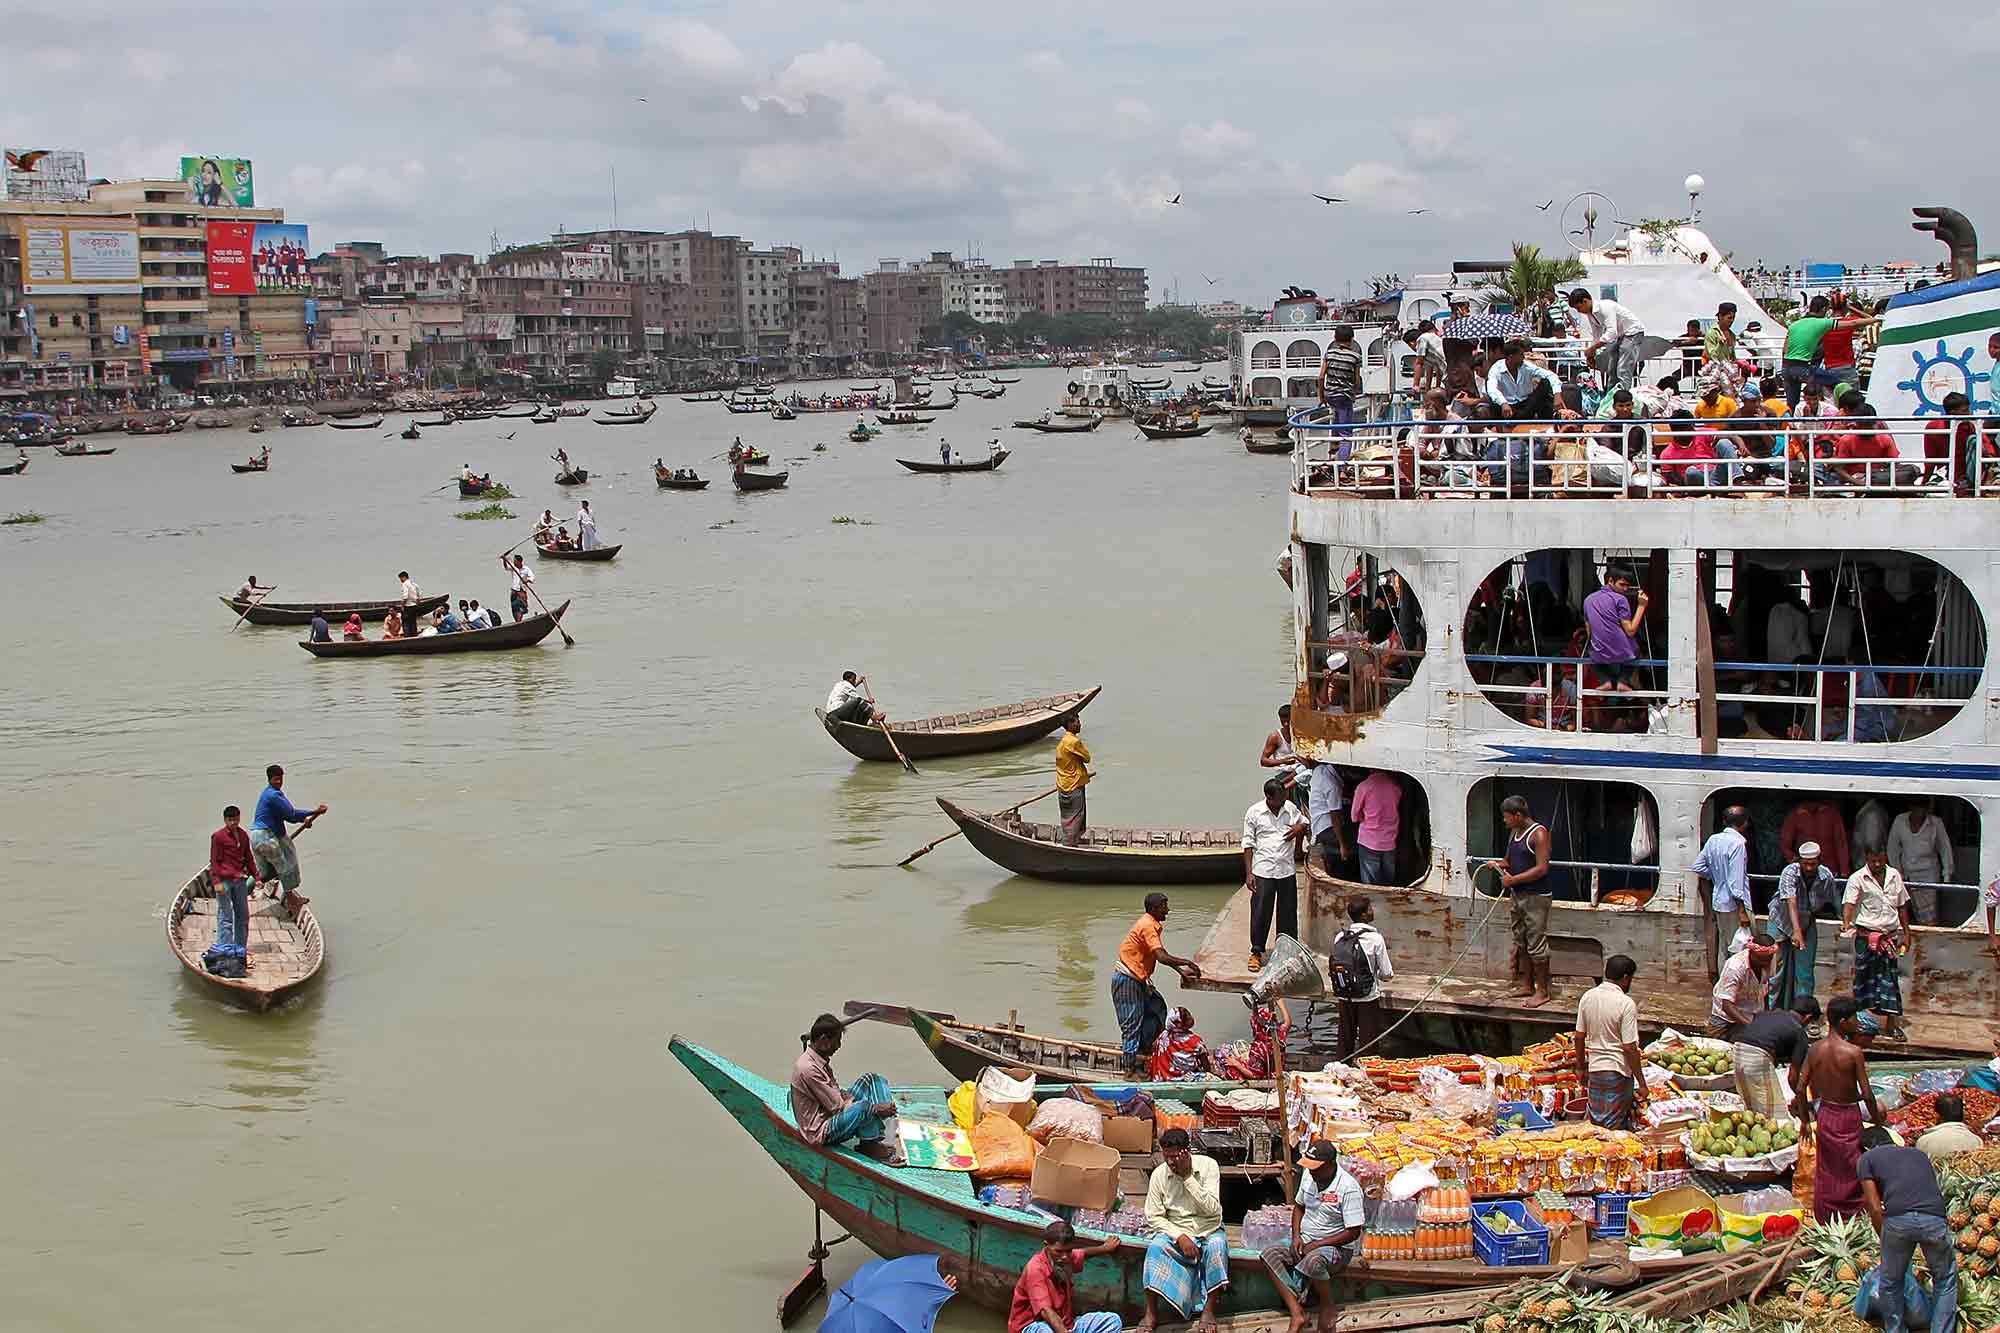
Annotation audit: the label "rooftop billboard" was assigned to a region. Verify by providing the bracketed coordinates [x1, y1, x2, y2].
[4, 148, 89, 203]
[207, 221, 311, 295]
[15, 217, 142, 295]
[181, 155, 254, 208]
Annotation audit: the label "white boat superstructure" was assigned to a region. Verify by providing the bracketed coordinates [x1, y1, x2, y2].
[1061, 365, 1136, 417]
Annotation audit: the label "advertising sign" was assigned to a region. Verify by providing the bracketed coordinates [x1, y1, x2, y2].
[16, 218, 140, 294]
[206, 221, 311, 295]
[4, 148, 89, 203]
[181, 155, 254, 207]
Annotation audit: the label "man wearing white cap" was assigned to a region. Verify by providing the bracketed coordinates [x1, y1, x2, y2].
[1768, 841, 1836, 1010]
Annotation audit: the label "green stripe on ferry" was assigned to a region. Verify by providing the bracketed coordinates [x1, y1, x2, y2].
[1880, 308, 2000, 347]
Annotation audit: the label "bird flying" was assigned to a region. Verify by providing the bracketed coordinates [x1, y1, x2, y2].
[1535, 199, 1554, 211]
[1201, 275, 1218, 285]
[1312, 194, 1344, 205]
[1166, 193, 1182, 205]
[1407, 209, 1429, 215]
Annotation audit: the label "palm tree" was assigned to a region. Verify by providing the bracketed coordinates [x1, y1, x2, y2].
[1490, 242, 1586, 333]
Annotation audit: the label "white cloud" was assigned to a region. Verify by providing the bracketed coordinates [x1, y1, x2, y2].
[649, 19, 749, 82]
[1179, 119, 1252, 162]
[1109, 97, 1156, 141]
[1396, 115, 1471, 169]
[772, 41, 890, 107]
[27, 46, 83, 74]
[281, 159, 432, 229]
[1324, 161, 1427, 212]
[482, 8, 582, 71]
[122, 48, 172, 85]
[742, 91, 1016, 199]
[1023, 50, 1065, 77]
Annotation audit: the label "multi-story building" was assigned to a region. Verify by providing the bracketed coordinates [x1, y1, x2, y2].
[788, 262, 866, 365]
[562, 228, 744, 350]
[862, 260, 948, 359]
[0, 198, 146, 397]
[739, 244, 798, 358]
[470, 275, 631, 377]
[964, 266, 1011, 325]
[1000, 257, 1149, 319]
[324, 304, 414, 377]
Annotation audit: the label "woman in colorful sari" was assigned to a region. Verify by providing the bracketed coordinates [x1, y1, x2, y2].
[341, 612, 365, 642]
[1213, 1002, 1291, 1081]
[1148, 1007, 1212, 1081]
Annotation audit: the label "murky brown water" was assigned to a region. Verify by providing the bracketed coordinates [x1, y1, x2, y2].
[0, 368, 1299, 1329]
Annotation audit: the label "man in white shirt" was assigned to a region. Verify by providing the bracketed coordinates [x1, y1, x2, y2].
[1306, 758, 1349, 876]
[1886, 797, 1953, 925]
[1243, 778, 1308, 973]
[501, 552, 535, 622]
[1573, 954, 1646, 1129]
[1260, 1139, 1365, 1333]
[823, 670, 885, 727]
[1841, 847, 1912, 1039]
[398, 570, 422, 608]
[1567, 289, 1647, 390]
[1329, 896, 1394, 1063]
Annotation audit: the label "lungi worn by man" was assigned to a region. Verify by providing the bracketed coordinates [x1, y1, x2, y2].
[1109, 895, 1199, 1072]
[1054, 716, 1091, 845]
[1573, 955, 1645, 1130]
[1841, 853, 1910, 1038]
[250, 763, 325, 902]
[1799, 996, 1884, 1222]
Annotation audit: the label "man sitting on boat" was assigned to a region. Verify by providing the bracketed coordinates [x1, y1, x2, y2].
[250, 764, 325, 908]
[1485, 340, 1561, 420]
[789, 1013, 900, 1164]
[1260, 1138, 1365, 1333]
[1009, 1221, 1123, 1333]
[825, 671, 884, 726]
[1140, 1127, 1229, 1333]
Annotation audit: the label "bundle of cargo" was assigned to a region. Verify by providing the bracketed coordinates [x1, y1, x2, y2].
[1642, 1029, 1736, 1091]
[1463, 1123, 1648, 1198]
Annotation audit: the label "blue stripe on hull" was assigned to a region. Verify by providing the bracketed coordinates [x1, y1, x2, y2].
[1483, 744, 2000, 783]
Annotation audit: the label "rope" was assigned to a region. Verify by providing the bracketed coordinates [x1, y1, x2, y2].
[1335, 874, 1513, 1063]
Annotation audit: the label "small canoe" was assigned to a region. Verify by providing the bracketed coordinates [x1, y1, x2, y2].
[817, 687, 1099, 762]
[280, 415, 322, 427]
[55, 445, 118, 457]
[458, 478, 500, 497]
[732, 468, 789, 492]
[299, 600, 569, 657]
[560, 406, 589, 417]
[220, 592, 449, 626]
[1135, 420, 1214, 440]
[453, 411, 494, 421]
[849, 428, 881, 441]
[553, 469, 589, 485]
[991, 375, 1021, 384]
[680, 392, 722, 403]
[325, 417, 386, 430]
[1242, 433, 1291, 455]
[535, 542, 620, 562]
[415, 416, 453, 427]
[897, 450, 1008, 474]
[168, 869, 323, 1012]
[770, 405, 798, 420]
[594, 409, 657, 426]
[934, 796, 1241, 884]
[728, 448, 773, 467]
[230, 461, 267, 474]
[0, 458, 27, 476]
[494, 404, 540, 418]
[656, 471, 710, 490]
[876, 412, 923, 426]
[1023, 415, 1102, 433]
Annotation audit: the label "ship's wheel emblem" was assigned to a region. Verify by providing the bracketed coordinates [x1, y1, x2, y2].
[1896, 340, 1991, 415]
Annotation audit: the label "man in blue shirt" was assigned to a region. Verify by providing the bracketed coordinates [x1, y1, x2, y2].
[308, 610, 331, 643]
[1692, 805, 1752, 981]
[438, 606, 464, 634]
[1306, 758, 1349, 876]
[250, 763, 327, 907]
[1485, 339, 1562, 419]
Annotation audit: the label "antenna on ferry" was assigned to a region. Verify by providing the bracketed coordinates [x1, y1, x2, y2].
[1684, 174, 1705, 222]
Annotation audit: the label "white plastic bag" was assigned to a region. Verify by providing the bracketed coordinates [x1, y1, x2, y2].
[975, 1067, 1036, 1126]
[1630, 798, 1658, 862]
[1386, 1161, 1439, 1202]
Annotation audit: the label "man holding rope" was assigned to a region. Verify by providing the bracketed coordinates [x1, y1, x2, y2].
[1486, 796, 1554, 1007]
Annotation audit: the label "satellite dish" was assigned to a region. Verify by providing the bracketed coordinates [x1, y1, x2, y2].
[1560, 192, 1619, 253]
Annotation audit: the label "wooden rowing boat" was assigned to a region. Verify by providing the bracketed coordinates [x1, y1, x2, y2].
[219, 592, 449, 626]
[846, 1001, 1139, 1084]
[534, 542, 620, 562]
[1135, 420, 1214, 440]
[1242, 434, 1291, 455]
[415, 416, 453, 427]
[896, 449, 1008, 474]
[0, 458, 27, 475]
[230, 461, 266, 473]
[325, 416, 386, 430]
[816, 687, 1099, 762]
[494, 404, 539, 418]
[656, 470, 710, 490]
[934, 797, 1241, 883]
[299, 600, 569, 657]
[458, 478, 499, 497]
[668, 1037, 1700, 1323]
[55, 444, 117, 456]
[733, 468, 789, 492]
[168, 870, 323, 1012]
[553, 469, 589, 485]
[1021, 414, 1102, 433]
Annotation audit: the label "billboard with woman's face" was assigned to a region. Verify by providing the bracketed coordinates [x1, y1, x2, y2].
[181, 156, 254, 208]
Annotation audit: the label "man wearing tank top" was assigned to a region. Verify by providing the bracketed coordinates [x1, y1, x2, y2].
[1484, 795, 1553, 1007]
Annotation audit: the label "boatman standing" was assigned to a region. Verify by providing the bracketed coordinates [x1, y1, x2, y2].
[502, 552, 535, 622]
[250, 763, 325, 908]
[575, 499, 598, 552]
[1054, 714, 1092, 846]
[1485, 796, 1554, 1008]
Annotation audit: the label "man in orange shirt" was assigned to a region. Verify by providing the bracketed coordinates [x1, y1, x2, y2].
[1113, 892, 1203, 1073]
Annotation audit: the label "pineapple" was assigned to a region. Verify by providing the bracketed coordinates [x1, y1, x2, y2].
[1952, 1206, 1974, 1229]
[1982, 1234, 2000, 1258]
[1962, 1226, 1983, 1252]
[1545, 1297, 1573, 1320]
[1481, 1315, 1507, 1333]
[1521, 1299, 1549, 1320]
[1804, 1289, 1829, 1309]
[1837, 1261, 1859, 1282]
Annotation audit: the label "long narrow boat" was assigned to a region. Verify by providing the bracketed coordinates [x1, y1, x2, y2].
[896, 450, 1008, 474]
[494, 404, 540, 418]
[55, 444, 117, 457]
[656, 470, 710, 490]
[733, 468, 789, 492]
[534, 542, 621, 562]
[553, 469, 590, 485]
[0, 457, 27, 476]
[668, 1037, 1693, 1322]
[325, 416, 386, 430]
[415, 416, 453, 427]
[299, 600, 569, 657]
[230, 461, 267, 474]
[817, 687, 1099, 762]
[167, 869, 323, 1012]
[219, 592, 449, 626]
[594, 410, 656, 426]
[933, 797, 1240, 884]
[1135, 420, 1214, 440]
[1021, 414, 1102, 433]
[843, 1001, 1141, 1085]
[1242, 432, 1291, 456]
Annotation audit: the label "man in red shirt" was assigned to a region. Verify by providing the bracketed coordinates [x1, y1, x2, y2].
[207, 804, 256, 964]
[1009, 1221, 1123, 1333]
[1831, 405, 1899, 485]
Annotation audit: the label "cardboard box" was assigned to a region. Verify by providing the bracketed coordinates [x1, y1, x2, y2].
[1031, 1136, 1123, 1212]
[1525, 1199, 1588, 1265]
[1102, 1115, 1154, 1154]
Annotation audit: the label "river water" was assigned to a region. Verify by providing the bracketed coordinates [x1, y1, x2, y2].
[0, 368, 1298, 1330]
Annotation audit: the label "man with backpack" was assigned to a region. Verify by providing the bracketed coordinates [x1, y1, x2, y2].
[1328, 897, 1393, 1063]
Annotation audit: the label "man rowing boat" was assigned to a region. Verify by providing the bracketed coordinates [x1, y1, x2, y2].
[251, 763, 326, 908]
[825, 671, 883, 726]
[502, 552, 536, 621]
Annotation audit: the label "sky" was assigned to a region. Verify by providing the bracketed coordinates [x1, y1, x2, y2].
[11, 0, 1999, 305]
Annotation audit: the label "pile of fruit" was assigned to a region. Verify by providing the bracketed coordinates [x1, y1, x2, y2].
[1890, 1086, 2000, 1135]
[1649, 1042, 1732, 1080]
[1691, 1110, 1799, 1160]
[1949, 1183, 2000, 1280]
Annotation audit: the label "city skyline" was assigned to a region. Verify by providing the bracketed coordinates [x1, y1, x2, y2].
[12, 0, 1998, 303]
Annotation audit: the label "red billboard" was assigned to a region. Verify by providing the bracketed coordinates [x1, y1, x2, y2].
[206, 220, 255, 295]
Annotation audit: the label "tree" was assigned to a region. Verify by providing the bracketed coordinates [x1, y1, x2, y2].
[1490, 242, 1586, 332]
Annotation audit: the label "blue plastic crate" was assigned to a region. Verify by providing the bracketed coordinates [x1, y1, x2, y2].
[1491, 1101, 1554, 1134]
[1590, 1191, 1651, 1239]
[1471, 1201, 1550, 1267]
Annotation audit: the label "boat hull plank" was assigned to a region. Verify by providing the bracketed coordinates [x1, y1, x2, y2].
[168, 871, 323, 1012]
[221, 593, 449, 626]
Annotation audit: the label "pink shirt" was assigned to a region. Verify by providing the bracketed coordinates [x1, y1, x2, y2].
[1349, 773, 1403, 853]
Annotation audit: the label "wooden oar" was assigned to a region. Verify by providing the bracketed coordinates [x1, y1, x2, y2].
[841, 1000, 959, 1027]
[524, 580, 575, 647]
[898, 785, 1059, 867]
[227, 584, 278, 631]
[877, 719, 918, 775]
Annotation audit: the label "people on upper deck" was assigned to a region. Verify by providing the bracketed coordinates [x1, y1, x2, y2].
[1485, 340, 1561, 419]
[1567, 289, 1647, 391]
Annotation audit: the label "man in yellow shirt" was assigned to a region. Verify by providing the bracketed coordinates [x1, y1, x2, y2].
[1054, 714, 1092, 845]
[1141, 1127, 1230, 1332]
[1694, 385, 1738, 420]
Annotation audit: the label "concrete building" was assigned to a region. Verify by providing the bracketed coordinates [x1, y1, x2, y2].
[789, 262, 866, 365]
[0, 198, 146, 397]
[739, 244, 798, 358]
[862, 260, 948, 359]
[561, 228, 744, 350]
[470, 275, 632, 377]
[1000, 257, 1149, 319]
[324, 303, 414, 377]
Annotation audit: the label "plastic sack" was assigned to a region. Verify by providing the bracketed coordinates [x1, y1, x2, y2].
[1627, 1186, 1722, 1253]
[947, 1081, 979, 1132]
[975, 1067, 1037, 1127]
[1630, 798, 1658, 862]
[1418, 1065, 1496, 1123]
[1386, 1161, 1439, 1203]
[1026, 1097, 1104, 1145]
[1792, 1128, 1816, 1217]
[1852, 1263, 1933, 1328]
[970, 1113, 1038, 1184]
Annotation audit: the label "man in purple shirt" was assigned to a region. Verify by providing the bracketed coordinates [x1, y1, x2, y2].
[1582, 569, 1650, 725]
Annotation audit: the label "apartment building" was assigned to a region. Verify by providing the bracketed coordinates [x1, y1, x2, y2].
[740, 244, 798, 357]
[0, 198, 146, 395]
[999, 257, 1149, 319]
[861, 260, 949, 359]
[788, 262, 865, 364]
[562, 228, 745, 350]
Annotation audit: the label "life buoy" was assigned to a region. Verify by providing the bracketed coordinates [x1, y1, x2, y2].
[1066, 381, 1080, 396]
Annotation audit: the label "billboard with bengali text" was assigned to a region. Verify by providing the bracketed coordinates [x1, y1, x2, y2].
[181, 155, 254, 207]
[15, 217, 141, 294]
[207, 221, 310, 294]
[5, 148, 89, 203]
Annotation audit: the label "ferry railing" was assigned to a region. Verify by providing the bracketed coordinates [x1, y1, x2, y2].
[1744, 871, 1978, 929]
[1467, 855, 1659, 904]
[1288, 408, 1998, 501]
[1463, 654, 1669, 733]
[1302, 637, 1425, 714]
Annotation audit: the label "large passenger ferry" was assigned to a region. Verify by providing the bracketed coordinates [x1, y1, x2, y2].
[1197, 206, 2000, 1058]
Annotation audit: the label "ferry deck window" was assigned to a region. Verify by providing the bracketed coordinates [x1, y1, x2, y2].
[1300, 546, 1425, 715]
[1467, 777, 1660, 905]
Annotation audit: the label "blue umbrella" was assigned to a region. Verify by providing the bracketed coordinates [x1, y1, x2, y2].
[819, 1255, 956, 1333]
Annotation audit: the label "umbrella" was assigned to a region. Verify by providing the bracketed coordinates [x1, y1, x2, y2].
[819, 1255, 956, 1333]
[1439, 313, 1530, 340]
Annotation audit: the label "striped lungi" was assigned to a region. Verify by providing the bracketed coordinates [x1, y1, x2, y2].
[1731, 1043, 1787, 1119]
[1142, 1230, 1230, 1317]
[1853, 935, 1903, 1015]
[1586, 1070, 1637, 1130]
[247, 826, 300, 890]
[1111, 970, 1167, 1062]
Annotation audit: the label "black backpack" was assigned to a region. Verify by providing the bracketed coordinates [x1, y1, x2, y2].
[1329, 926, 1376, 1001]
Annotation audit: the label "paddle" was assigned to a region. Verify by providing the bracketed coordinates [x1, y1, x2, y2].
[524, 579, 575, 647]
[228, 584, 278, 631]
[878, 719, 918, 775]
[897, 785, 1059, 867]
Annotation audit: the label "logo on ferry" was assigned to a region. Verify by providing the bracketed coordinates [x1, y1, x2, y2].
[1896, 340, 1991, 416]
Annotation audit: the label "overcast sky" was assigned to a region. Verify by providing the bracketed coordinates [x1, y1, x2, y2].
[13, 0, 1998, 304]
